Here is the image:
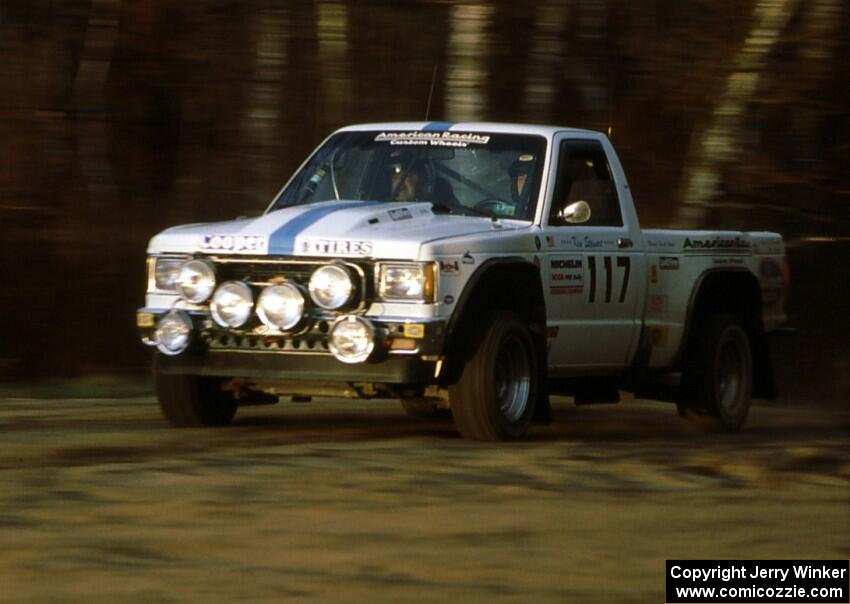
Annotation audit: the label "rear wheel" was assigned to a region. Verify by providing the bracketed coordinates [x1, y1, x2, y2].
[678, 315, 752, 431]
[449, 312, 538, 441]
[154, 355, 237, 427]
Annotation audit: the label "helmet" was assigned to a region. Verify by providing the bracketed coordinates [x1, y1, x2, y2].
[388, 151, 435, 201]
[509, 153, 536, 205]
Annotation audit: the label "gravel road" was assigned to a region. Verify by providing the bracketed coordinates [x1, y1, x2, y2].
[1, 395, 847, 603]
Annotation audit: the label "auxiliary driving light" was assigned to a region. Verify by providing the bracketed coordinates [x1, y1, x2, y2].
[329, 315, 375, 364]
[154, 310, 193, 356]
[176, 259, 216, 303]
[210, 281, 254, 328]
[309, 264, 354, 310]
[256, 283, 305, 331]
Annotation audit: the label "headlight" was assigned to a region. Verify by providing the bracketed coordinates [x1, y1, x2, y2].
[147, 256, 189, 292]
[378, 263, 436, 302]
[155, 310, 193, 356]
[256, 283, 305, 331]
[210, 281, 254, 328]
[329, 315, 375, 363]
[309, 264, 354, 309]
[176, 259, 217, 303]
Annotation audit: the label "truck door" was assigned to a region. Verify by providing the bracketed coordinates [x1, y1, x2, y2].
[541, 136, 647, 369]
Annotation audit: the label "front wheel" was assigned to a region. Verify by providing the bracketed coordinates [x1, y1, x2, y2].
[679, 315, 753, 432]
[449, 312, 538, 441]
[154, 355, 237, 427]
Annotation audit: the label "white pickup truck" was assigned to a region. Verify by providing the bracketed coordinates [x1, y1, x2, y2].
[138, 122, 789, 440]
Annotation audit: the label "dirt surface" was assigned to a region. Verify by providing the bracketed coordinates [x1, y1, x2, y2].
[1, 395, 848, 603]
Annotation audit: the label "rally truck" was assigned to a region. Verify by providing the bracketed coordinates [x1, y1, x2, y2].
[137, 122, 789, 440]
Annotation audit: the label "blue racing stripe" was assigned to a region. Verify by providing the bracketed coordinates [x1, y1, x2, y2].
[268, 201, 383, 255]
[422, 121, 454, 132]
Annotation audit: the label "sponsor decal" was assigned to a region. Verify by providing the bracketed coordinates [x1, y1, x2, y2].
[659, 256, 679, 270]
[389, 208, 413, 221]
[548, 235, 616, 249]
[439, 259, 460, 274]
[462, 251, 475, 264]
[550, 257, 583, 270]
[712, 257, 744, 265]
[202, 234, 268, 254]
[545, 235, 556, 248]
[374, 131, 491, 148]
[647, 239, 676, 249]
[683, 236, 750, 251]
[300, 239, 373, 256]
[549, 255, 584, 295]
[550, 286, 583, 295]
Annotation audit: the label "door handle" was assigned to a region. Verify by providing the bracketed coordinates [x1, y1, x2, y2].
[617, 238, 633, 249]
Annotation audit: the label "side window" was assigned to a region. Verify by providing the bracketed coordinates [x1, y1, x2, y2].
[548, 140, 622, 227]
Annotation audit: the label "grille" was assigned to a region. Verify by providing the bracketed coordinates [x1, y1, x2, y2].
[208, 332, 331, 354]
[206, 256, 374, 301]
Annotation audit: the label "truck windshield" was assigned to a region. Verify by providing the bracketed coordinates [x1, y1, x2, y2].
[272, 131, 547, 220]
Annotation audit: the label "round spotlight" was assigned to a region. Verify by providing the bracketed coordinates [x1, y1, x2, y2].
[155, 310, 193, 356]
[176, 259, 216, 303]
[329, 315, 375, 364]
[257, 283, 305, 331]
[210, 281, 254, 328]
[309, 264, 354, 310]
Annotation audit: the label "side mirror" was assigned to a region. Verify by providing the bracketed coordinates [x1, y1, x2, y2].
[557, 200, 592, 224]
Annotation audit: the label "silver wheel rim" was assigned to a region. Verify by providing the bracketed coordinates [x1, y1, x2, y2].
[715, 331, 745, 416]
[494, 333, 531, 423]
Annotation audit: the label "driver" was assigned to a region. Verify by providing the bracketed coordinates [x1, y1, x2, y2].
[389, 159, 427, 202]
[509, 154, 536, 216]
[388, 152, 459, 205]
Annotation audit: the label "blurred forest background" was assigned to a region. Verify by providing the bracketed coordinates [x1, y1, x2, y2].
[0, 0, 847, 401]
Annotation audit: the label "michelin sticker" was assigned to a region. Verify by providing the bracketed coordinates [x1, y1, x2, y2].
[202, 234, 268, 254]
[549, 255, 584, 295]
[374, 131, 490, 148]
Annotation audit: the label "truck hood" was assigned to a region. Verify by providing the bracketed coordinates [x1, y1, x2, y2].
[147, 201, 524, 260]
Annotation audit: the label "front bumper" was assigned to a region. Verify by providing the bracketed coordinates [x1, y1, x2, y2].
[157, 349, 437, 383]
[138, 308, 445, 385]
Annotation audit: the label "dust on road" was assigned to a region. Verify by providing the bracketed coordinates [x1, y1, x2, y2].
[1, 396, 848, 603]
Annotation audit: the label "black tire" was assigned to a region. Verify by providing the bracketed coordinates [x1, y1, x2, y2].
[400, 398, 452, 420]
[449, 311, 539, 441]
[678, 314, 753, 432]
[154, 355, 237, 427]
